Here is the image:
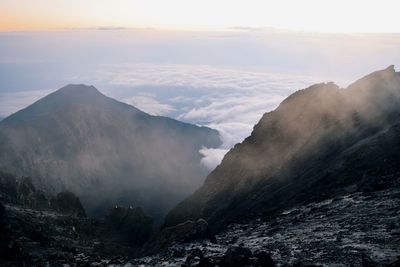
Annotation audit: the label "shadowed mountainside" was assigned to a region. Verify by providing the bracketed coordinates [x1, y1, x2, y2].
[165, 66, 400, 231]
[0, 84, 221, 220]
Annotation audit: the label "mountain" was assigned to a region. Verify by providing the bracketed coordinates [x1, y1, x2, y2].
[165, 66, 400, 230]
[0, 84, 221, 220]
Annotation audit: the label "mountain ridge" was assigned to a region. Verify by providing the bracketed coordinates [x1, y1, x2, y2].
[0, 84, 222, 220]
[164, 66, 400, 230]
[1, 84, 143, 124]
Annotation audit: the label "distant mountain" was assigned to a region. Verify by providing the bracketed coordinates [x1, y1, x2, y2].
[0, 84, 221, 220]
[165, 66, 400, 230]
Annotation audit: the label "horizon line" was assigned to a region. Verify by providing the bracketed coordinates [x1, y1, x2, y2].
[1, 26, 400, 35]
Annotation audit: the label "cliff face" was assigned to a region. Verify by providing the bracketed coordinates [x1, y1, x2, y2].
[0, 84, 221, 219]
[165, 66, 400, 230]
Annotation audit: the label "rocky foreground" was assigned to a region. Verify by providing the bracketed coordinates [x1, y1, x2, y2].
[134, 187, 400, 267]
[1, 202, 140, 266]
[1, 188, 398, 267]
[2, 178, 400, 266]
[0, 172, 151, 266]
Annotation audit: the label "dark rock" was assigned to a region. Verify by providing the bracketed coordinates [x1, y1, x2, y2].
[185, 248, 203, 263]
[0, 178, 141, 266]
[1, 172, 87, 217]
[172, 248, 186, 258]
[50, 191, 86, 217]
[361, 254, 377, 267]
[220, 245, 253, 267]
[0, 174, 51, 210]
[0, 202, 5, 219]
[197, 257, 215, 267]
[291, 263, 319, 267]
[388, 257, 400, 267]
[49, 251, 70, 261]
[105, 205, 153, 246]
[17, 177, 36, 206]
[0, 171, 18, 203]
[144, 218, 209, 254]
[253, 251, 275, 267]
[0, 202, 31, 265]
[108, 256, 125, 264]
[185, 254, 202, 265]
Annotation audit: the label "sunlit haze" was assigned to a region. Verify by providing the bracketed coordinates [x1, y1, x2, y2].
[1, 0, 400, 179]
[1, 0, 400, 33]
[1, 0, 400, 264]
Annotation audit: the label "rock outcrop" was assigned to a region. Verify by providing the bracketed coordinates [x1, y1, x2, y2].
[144, 218, 210, 254]
[51, 191, 86, 217]
[0, 171, 86, 216]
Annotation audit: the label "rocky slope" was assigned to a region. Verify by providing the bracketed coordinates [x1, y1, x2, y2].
[165, 66, 400, 231]
[135, 187, 400, 266]
[0, 171, 156, 266]
[2, 173, 400, 266]
[0, 84, 221, 220]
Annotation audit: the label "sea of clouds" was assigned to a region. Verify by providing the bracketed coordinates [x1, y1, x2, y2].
[0, 63, 323, 168]
[85, 63, 325, 169]
[1, 29, 398, 169]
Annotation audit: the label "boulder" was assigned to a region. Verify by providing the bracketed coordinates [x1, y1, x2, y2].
[220, 245, 252, 267]
[252, 251, 275, 267]
[185, 248, 203, 264]
[388, 257, 400, 267]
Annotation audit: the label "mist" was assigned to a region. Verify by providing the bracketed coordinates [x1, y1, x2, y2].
[1, 29, 400, 188]
[0, 85, 222, 222]
[1, 28, 399, 169]
[165, 66, 400, 229]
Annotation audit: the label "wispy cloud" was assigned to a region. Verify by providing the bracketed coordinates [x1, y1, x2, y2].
[121, 93, 175, 116]
[199, 147, 229, 170]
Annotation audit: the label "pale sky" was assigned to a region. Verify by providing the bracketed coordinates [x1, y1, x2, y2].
[1, 0, 399, 33]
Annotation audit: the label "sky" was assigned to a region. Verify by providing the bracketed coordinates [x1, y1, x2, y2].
[1, 1, 400, 169]
[1, 0, 400, 33]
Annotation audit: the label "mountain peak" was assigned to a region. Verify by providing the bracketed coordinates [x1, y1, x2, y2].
[44, 84, 108, 107]
[1, 84, 108, 124]
[385, 64, 395, 72]
[55, 84, 102, 97]
[347, 65, 399, 92]
[0, 84, 222, 221]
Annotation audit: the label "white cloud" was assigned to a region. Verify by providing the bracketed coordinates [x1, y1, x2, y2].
[0, 64, 328, 170]
[121, 93, 175, 116]
[90, 63, 324, 169]
[199, 147, 229, 170]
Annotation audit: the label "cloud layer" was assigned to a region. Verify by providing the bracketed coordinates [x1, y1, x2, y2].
[0, 63, 335, 169]
[89, 64, 322, 169]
